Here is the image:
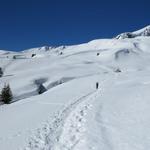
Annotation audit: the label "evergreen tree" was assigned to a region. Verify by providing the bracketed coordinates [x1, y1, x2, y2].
[0, 93, 2, 104]
[1, 84, 13, 104]
[0, 67, 3, 77]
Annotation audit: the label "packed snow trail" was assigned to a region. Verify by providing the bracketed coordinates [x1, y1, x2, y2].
[25, 90, 99, 150]
[54, 90, 99, 150]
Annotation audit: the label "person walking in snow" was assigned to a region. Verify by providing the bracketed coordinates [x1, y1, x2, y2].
[96, 82, 99, 89]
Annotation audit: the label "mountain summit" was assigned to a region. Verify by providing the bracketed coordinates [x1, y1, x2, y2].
[116, 25, 150, 39]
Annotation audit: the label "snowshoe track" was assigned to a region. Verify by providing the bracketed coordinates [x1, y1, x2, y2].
[25, 90, 99, 150]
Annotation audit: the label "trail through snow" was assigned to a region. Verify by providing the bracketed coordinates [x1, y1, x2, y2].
[25, 90, 99, 150]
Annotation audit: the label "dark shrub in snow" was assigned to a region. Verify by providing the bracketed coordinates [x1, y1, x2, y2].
[0, 67, 3, 77]
[1, 84, 13, 104]
[31, 54, 36, 57]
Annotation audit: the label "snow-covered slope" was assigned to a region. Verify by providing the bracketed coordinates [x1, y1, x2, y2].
[116, 25, 150, 39]
[0, 26, 150, 150]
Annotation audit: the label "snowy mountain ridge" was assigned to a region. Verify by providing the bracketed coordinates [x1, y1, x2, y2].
[0, 26, 150, 150]
[116, 25, 150, 39]
[0, 25, 150, 55]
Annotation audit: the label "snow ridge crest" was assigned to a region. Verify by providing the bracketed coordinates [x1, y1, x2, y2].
[116, 25, 150, 39]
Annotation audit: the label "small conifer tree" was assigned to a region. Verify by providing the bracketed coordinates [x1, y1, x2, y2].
[0, 67, 3, 77]
[1, 84, 13, 104]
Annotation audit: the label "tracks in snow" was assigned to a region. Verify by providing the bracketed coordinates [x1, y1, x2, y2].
[25, 90, 99, 150]
[54, 91, 99, 150]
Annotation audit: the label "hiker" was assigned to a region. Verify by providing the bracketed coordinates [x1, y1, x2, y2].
[96, 82, 99, 89]
[97, 53, 100, 56]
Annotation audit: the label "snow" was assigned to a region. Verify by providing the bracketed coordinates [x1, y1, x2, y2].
[0, 26, 150, 150]
[116, 25, 150, 39]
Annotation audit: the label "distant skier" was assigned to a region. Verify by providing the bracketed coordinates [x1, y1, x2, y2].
[96, 82, 99, 89]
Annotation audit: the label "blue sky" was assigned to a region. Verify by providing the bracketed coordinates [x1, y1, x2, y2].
[0, 0, 149, 51]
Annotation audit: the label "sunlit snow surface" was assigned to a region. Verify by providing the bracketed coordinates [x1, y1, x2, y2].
[0, 28, 150, 150]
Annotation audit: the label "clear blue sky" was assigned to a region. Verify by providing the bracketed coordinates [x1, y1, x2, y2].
[0, 0, 149, 51]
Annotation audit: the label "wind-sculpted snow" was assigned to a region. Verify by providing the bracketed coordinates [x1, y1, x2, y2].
[12, 77, 76, 101]
[114, 49, 138, 60]
[46, 77, 75, 90]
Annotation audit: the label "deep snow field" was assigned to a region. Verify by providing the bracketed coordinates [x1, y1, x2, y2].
[0, 26, 150, 150]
